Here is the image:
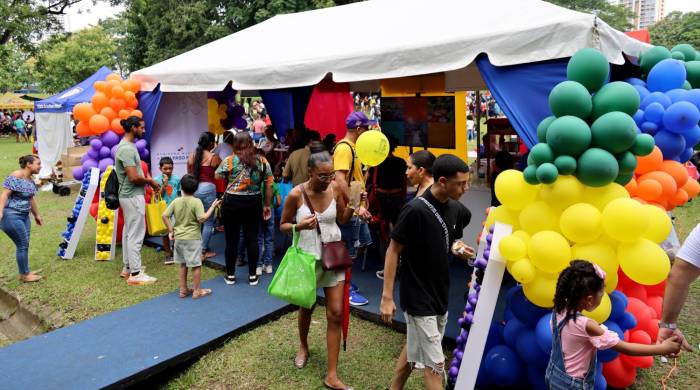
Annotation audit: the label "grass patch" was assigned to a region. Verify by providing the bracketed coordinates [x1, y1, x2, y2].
[0, 137, 220, 329]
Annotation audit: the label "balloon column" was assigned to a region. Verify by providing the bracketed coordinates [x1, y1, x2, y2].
[208, 85, 246, 134]
[95, 166, 117, 261]
[57, 170, 93, 258]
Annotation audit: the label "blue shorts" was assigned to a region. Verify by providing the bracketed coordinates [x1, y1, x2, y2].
[339, 216, 372, 259]
[16, 128, 26, 135]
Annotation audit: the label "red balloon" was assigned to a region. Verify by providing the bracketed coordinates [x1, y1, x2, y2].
[89, 203, 98, 219]
[603, 357, 637, 389]
[647, 280, 666, 297]
[116, 208, 124, 243]
[627, 297, 652, 325]
[625, 283, 648, 302]
[637, 317, 660, 342]
[647, 296, 663, 319]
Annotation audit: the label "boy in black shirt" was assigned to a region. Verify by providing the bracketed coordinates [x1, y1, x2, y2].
[380, 154, 473, 390]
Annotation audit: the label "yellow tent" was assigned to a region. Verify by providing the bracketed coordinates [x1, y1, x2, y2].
[0, 92, 34, 111]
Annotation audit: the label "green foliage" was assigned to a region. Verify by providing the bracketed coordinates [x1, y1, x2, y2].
[0, 43, 37, 92]
[650, 12, 700, 51]
[546, 0, 635, 31]
[35, 27, 118, 93]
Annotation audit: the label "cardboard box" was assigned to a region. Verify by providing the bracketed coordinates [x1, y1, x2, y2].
[61, 146, 89, 167]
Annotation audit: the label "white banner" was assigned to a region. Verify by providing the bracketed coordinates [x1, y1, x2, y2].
[150, 92, 207, 178]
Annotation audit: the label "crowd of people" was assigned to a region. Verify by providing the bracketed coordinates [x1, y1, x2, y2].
[0, 111, 32, 143]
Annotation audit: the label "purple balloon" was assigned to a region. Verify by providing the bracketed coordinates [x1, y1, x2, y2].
[83, 158, 98, 170]
[99, 146, 111, 159]
[489, 225, 495, 233]
[483, 249, 491, 259]
[139, 149, 150, 161]
[80, 153, 90, 164]
[110, 144, 119, 159]
[448, 366, 459, 378]
[90, 138, 103, 151]
[465, 313, 474, 324]
[234, 117, 248, 130]
[101, 130, 120, 148]
[87, 148, 99, 159]
[135, 139, 147, 152]
[486, 234, 493, 243]
[72, 166, 85, 181]
[98, 157, 114, 172]
[232, 105, 245, 117]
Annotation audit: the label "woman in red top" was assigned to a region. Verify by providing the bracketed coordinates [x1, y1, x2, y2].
[187, 132, 221, 259]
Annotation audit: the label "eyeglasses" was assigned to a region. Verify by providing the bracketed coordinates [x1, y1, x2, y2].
[317, 172, 336, 182]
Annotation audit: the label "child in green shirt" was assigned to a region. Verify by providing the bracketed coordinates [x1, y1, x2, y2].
[155, 157, 181, 265]
[163, 174, 220, 299]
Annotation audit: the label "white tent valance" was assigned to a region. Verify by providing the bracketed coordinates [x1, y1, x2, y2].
[132, 0, 650, 92]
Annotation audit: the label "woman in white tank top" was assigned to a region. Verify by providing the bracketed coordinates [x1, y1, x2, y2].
[279, 142, 357, 390]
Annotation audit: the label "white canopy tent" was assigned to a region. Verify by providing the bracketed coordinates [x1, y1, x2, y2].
[133, 0, 650, 92]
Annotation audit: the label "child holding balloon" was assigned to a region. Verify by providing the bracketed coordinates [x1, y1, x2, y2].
[546, 260, 681, 390]
[155, 157, 181, 265]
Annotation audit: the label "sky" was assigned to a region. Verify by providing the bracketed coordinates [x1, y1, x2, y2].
[65, 0, 700, 32]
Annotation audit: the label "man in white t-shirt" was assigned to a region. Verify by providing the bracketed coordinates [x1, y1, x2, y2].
[657, 223, 700, 355]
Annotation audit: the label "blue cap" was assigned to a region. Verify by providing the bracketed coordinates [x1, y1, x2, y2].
[345, 111, 377, 128]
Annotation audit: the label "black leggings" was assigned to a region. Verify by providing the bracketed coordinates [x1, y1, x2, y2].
[221, 193, 262, 277]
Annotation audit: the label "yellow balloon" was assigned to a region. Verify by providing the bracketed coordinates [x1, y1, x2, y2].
[618, 239, 670, 285]
[583, 183, 629, 211]
[523, 271, 557, 308]
[499, 235, 527, 262]
[642, 204, 672, 243]
[511, 258, 536, 283]
[602, 198, 650, 242]
[571, 242, 618, 276]
[560, 203, 602, 243]
[605, 269, 618, 294]
[494, 169, 539, 210]
[539, 175, 584, 210]
[519, 201, 559, 235]
[528, 230, 571, 274]
[356, 130, 389, 167]
[485, 205, 519, 229]
[512, 230, 531, 245]
[583, 293, 612, 323]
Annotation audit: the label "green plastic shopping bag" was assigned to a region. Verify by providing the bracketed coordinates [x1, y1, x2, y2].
[268, 226, 317, 309]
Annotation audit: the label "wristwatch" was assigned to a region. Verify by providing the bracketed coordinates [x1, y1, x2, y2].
[658, 322, 678, 330]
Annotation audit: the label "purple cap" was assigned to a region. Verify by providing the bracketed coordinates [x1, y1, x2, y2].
[345, 111, 377, 128]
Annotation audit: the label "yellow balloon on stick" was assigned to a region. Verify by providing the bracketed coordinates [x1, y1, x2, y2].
[356, 130, 389, 167]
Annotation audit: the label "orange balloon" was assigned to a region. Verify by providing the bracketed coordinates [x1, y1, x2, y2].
[100, 107, 117, 122]
[631, 197, 648, 205]
[91, 92, 109, 111]
[89, 114, 110, 134]
[127, 78, 141, 93]
[123, 91, 136, 102]
[671, 189, 689, 207]
[118, 109, 130, 120]
[130, 109, 143, 118]
[660, 160, 688, 188]
[625, 177, 638, 196]
[76, 122, 91, 137]
[638, 171, 677, 199]
[111, 86, 125, 98]
[105, 80, 120, 95]
[110, 97, 126, 112]
[93, 81, 106, 93]
[657, 199, 670, 210]
[636, 179, 662, 201]
[682, 178, 700, 198]
[111, 118, 125, 135]
[636, 146, 663, 175]
[73, 103, 96, 122]
[106, 73, 122, 82]
[126, 98, 139, 109]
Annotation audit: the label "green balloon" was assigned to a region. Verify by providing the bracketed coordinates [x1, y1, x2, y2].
[630, 133, 655, 156]
[567, 48, 609, 93]
[537, 116, 556, 143]
[529, 143, 555, 165]
[523, 165, 539, 184]
[591, 81, 640, 119]
[640, 46, 672, 75]
[546, 116, 592, 157]
[617, 151, 637, 173]
[686, 61, 700, 88]
[683, 80, 692, 90]
[554, 155, 577, 175]
[590, 111, 638, 154]
[536, 163, 559, 184]
[576, 148, 619, 187]
[614, 171, 634, 186]
[672, 51, 686, 61]
[549, 81, 593, 119]
[671, 44, 697, 63]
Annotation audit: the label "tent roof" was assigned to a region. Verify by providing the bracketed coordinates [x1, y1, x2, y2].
[132, 0, 650, 92]
[35, 66, 114, 113]
[0, 93, 33, 110]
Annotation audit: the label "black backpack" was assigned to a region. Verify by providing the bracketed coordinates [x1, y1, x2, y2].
[104, 170, 120, 210]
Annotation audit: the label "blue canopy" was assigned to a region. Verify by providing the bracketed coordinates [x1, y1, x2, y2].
[35, 66, 114, 113]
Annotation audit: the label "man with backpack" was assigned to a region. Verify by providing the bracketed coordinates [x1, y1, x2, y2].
[115, 116, 161, 285]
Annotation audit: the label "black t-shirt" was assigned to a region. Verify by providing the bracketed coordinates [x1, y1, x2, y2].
[391, 187, 472, 316]
[376, 156, 407, 190]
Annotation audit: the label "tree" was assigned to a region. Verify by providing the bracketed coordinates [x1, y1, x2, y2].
[35, 27, 118, 93]
[650, 12, 700, 50]
[0, 43, 36, 92]
[546, 0, 635, 31]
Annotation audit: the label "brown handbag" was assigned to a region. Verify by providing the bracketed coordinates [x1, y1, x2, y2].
[301, 184, 353, 271]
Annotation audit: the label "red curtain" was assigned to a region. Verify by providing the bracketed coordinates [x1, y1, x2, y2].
[304, 79, 354, 138]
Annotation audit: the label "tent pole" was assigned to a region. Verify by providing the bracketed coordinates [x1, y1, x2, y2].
[475, 90, 481, 181]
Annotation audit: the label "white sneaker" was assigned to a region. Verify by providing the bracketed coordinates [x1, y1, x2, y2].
[127, 272, 157, 285]
[264, 265, 273, 274]
[256, 266, 263, 276]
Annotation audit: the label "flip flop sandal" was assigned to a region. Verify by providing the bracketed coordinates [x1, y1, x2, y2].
[179, 288, 194, 298]
[294, 353, 309, 369]
[203, 252, 217, 259]
[323, 382, 353, 390]
[192, 288, 212, 299]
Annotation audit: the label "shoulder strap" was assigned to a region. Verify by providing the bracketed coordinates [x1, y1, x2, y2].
[333, 141, 355, 184]
[417, 196, 450, 253]
[301, 184, 323, 236]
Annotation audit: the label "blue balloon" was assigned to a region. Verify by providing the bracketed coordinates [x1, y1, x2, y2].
[505, 285, 519, 307]
[633, 85, 650, 102]
[655, 130, 686, 159]
[609, 291, 628, 320]
[686, 89, 700, 111]
[641, 121, 659, 135]
[504, 317, 526, 349]
[618, 311, 638, 330]
[510, 286, 550, 327]
[516, 330, 550, 368]
[475, 356, 493, 388]
[683, 125, 700, 146]
[527, 364, 548, 390]
[625, 77, 646, 87]
[647, 59, 687, 92]
[597, 346, 619, 363]
[644, 102, 665, 124]
[484, 345, 524, 387]
[641, 91, 672, 109]
[535, 313, 553, 354]
[504, 307, 515, 322]
[680, 148, 694, 163]
[486, 322, 504, 353]
[594, 363, 607, 390]
[666, 88, 689, 103]
[633, 109, 645, 126]
[663, 101, 700, 133]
